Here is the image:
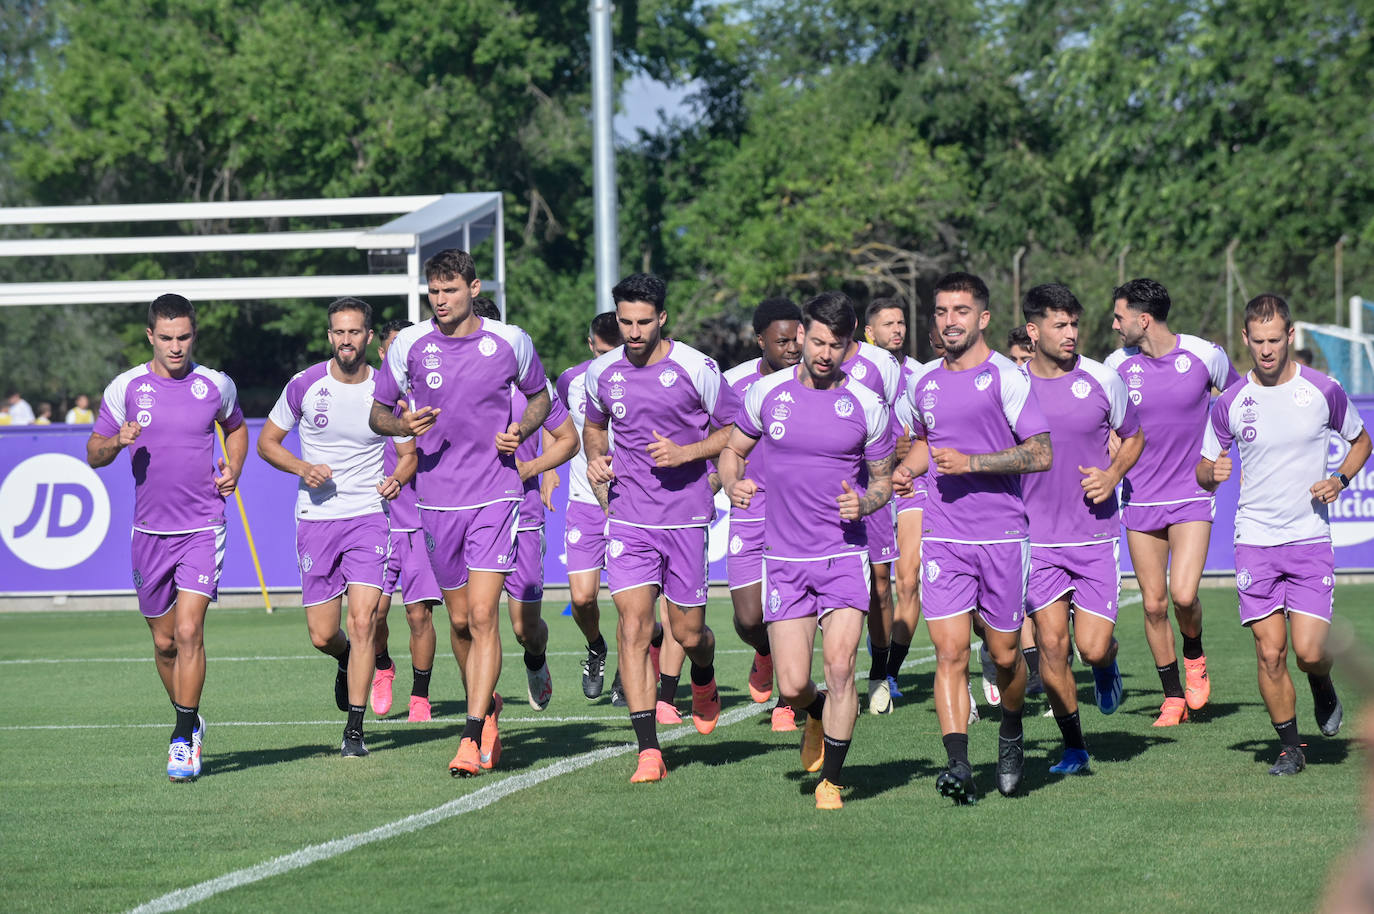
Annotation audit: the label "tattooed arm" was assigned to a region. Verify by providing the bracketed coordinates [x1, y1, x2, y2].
[930, 432, 1052, 476]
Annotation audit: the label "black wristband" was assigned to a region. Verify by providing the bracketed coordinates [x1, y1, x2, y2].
[1333, 472, 1350, 489]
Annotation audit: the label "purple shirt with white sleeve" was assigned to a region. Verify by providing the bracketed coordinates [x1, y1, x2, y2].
[1023, 356, 1140, 546]
[1202, 365, 1364, 546]
[736, 369, 893, 559]
[584, 340, 738, 528]
[556, 359, 601, 509]
[904, 351, 1050, 542]
[94, 362, 244, 533]
[512, 379, 571, 530]
[1105, 334, 1239, 511]
[373, 317, 547, 510]
[723, 357, 771, 524]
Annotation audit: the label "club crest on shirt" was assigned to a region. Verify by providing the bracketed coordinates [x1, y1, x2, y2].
[136, 410, 152, 427]
[925, 560, 940, 582]
[768, 421, 786, 440]
[425, 371, 443, 389]
[1241, 426, 1258, 443]
[609, 384, 626, 400]
[299, 553, 314, 573]
[1236, 568, 1252, 590]
[1174, 354, 1192, 373]
[1071, 378, 1091, 399]
[920, 390, 938, 410]
[136, 392, 155, 409]
[1129, 390, 1143, 406]
[132, 568, 143, 588]
[851, 362, 868, 380]
[659, 369, 679, 388]
[612, 402, 627, 419]
[974, 370, 993, 391]
[478, 336, 498, 357]
[191, 378, 209, 400]
[729, 534, 743, 555]
[567, 526, 582, 545]
[423, 353, 441, 370]
[608, 539, 625, 558]
[1293, 385, 1314, 408]
[1128, 374, 1143, 388]
[768, 588, 782, 615]
[771, 404, 791, 420]
[834, 396, 855, 418]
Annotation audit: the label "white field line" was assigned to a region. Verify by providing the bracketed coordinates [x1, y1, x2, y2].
[0, 648, 765, 666]
[124, 649, 941, 913]
[1119, 591, 1144, 608]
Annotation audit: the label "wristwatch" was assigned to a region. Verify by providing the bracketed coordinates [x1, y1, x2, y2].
[1333, 472, 1351, 489]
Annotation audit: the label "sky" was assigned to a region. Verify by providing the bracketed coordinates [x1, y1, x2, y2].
[615, 73, 697, 139]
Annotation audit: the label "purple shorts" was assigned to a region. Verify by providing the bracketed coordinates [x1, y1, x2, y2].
[921, 539, 1029, 632]
[296, 514, 389, 607]
[726, 519, 765, 589]
[866, 501, 898, 564]
[131, 527, 225, 618]
[1235, 541, 1335, 626]
[505, 527, 546, 602]
[895, 477, 927, 516]
[382, 528, 442, 604]
[763, 553, 871, 623]
[1122, 499, 1214, 533]
[606, 522, 709, 607]
[420, 501, 519, 591]
[1028, 541, 1120, 622]
[564, 501, 608, 576]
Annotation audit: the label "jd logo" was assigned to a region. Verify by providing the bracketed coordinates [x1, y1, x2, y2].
[0, 454, 111, 570]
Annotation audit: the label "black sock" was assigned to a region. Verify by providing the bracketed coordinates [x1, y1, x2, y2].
[172, 702, 197, 743]
[942, 732, 970, 767]
[523, 650, 545, 672]
[1182, 631, 1204, 661]
[461, 715, 483, 743]
[1023, 646, 1041, 680]
[1000, 704, 1024, 741]
[1157, 661, 1184, 698]
[650, 625, 664, 649]
[346, 705, 365, 735]
[887, 640, 910, 679]
[375, 650, 393, 671]
[337, 639, 351, 670]
[820, 735, 851, 784]
[1274, 717, 1301, 749]
[805, 691, 827, 721]
[658, 674, 680, 704]
[630, 709, 659, 751]
[411, 667, 432, 699]
[689, 661, 714, 688]
[1055, 710, 1086, 751]
[1309, 673, 1339, 714]
[869, 645, 890, 682]
[756, 641, 771, 657]
[588, 635, 607, 656]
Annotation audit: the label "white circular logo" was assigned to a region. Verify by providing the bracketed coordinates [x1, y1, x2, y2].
[426, 371, 443, 389]
[608, 538, 625, 558]
[478, 337, 498, 357]
[925, 560, 940, 583]
[611, 402, 627, 419]
[771, 405, 791, 420]
[191, 378, 209, 400]
[1129, 389, 1143, 406]
[922, 411, 936, 429]
[834, 397, 855, 418]
[136, 410, 153, 427]
[729, 534, 743, 555]
[768, 588, 782, 615]
[299, 553, 314, 573]
[768, 422, 786, 440]
[1294, 385, 1314, 408]
[1174, 354, 1192, 374]
[974, 370, 993, 391]
[659, 369, 679, 388]
[423, 354, 441, 370]
[136, 393, 155, 409]
[1236, 568, 1252, 591]
[1128, 374, 1143, 388]
[1071, 379, 1091, 400]
[609, 384, 626, 400]
[0, 454, 112, 570]
[567, 527, 583, 545]
[851, 363, 868, 380]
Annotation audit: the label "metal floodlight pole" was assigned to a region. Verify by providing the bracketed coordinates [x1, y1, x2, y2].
[590, 0, 619, 315]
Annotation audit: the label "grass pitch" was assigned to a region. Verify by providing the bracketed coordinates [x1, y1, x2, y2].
[1, 586, 1370, 913]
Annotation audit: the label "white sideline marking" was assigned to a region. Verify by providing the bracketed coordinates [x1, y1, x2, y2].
[1120, 592, 1144, 608]
[0, 648, 764, 666]
[125, 702, 769, 914]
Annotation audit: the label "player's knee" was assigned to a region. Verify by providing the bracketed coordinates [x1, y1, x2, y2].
[1293, 647, 1328, 673]
[173, 619, 204, 650]
[1256, 642, 1287, 675]
[1078, 640, 1110, 667]
[823, 656, 855, 687]
[1141, 598, 1170, 622]
[404, 605, 433, 631]
[933, 641, 970, 668]
[152, 631, 177, 659]
[1037, 630, 1070, 663]
[1169, 587, 1199, 611]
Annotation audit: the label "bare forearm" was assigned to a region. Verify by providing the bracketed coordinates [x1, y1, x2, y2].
[1107, 431, 1144, 486]
[393, 452, 418, 486]
[369, 401, 411, 437]
[680, 425, 732, 463]
[857, 455, 894, 516]
[224, 424, 249, 476]
[257, 435, 309, 478]
[86, 434, 122, 468]
[1340, 429, 1372, 481]
[968, 433, 1052, 475]
[517, 390, 552, 442]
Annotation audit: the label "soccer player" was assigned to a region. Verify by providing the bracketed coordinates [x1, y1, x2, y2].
[894, 271, 1051, 802]
[1106, 278, 1240, 725]
[1007, 326, 1034, 366]
[720, 290, 895, 810]
[839, 303, 903, 714]
[1198, 293, 1370, 775]
[469, 295, 580, 710]
[1020, 283, 1143, 773]
[556, 311, 623, 699]
[583, 272, 737, 783]
[723, 297, 803, 730]
[371, 319, 443, 722]
[369, 249, 552, 777]
[87, 293, 247, 781]
[258, 298, 410, 757]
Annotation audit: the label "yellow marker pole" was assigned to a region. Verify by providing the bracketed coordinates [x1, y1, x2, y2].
[216, 422, 273, 613]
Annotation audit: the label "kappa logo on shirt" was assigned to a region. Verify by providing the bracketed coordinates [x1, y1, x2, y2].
[1127, 363, 1144, 373]
[190, 378, 209, 400]
[478, 337, 498, 357]
[1174, 354, 1192, 373]
[137, 383, 154, 393]
[423, 343, 440, 353]
[1241, 396, 1258, 407]
[610, 371, 626, 383]
[922, 379, 940, 391]
[777, 392, 795, 403]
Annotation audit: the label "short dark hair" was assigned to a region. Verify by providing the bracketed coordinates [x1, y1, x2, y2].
[801, 291, 857, 340]
[471, 295, 500, 320]
[424, 249, 477, 284]
[1244, 293, 1292, 331]
[1021, 282, 1083, 323]
[752, 297, 802, 335]
[1113, 278, 1171, 321]
[379, 318, 412, 340]
[865, 297, 904, 324]
[327, 297, 372, 328]
[612, 273, 667, 313]
[933, 271, 990, 310]
[147, 293, 196, 330]
[1006, 325, 1032, 351]
[589, 311, 621, 345]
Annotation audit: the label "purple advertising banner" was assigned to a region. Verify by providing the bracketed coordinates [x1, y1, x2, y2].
[4, 399, 1374, 596]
